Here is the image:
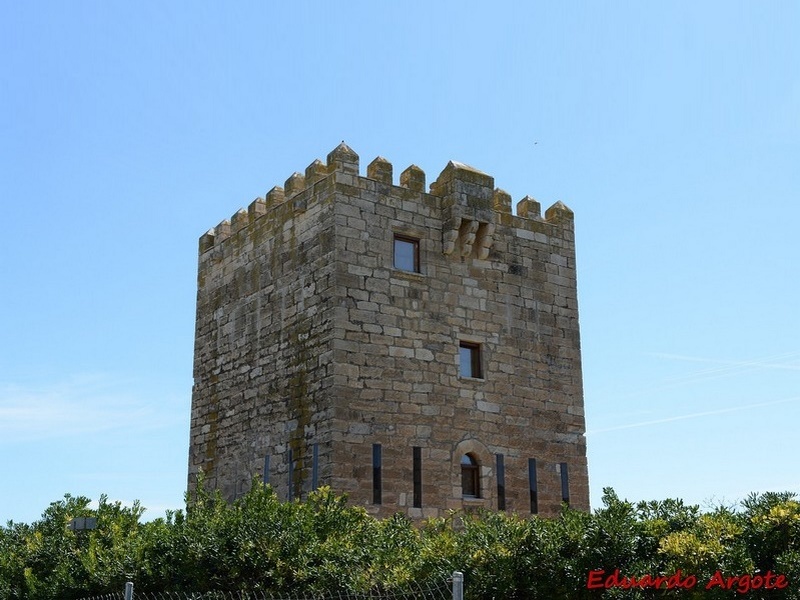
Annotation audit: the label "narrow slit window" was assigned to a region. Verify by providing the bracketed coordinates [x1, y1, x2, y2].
[263, 455, 270, 485]
[496, 454, 506, 510]
[373, 443, 382, 505]
[560, 462, 570, 506]
[413, 446, 422, 508]
[311, 443, 319, 491]
[528, 458, 539, 514]
[459, 342, 482, 379]
[287, 448, 294, 501]
[394, 235, 420, 272]
[461, 454, 480, 498]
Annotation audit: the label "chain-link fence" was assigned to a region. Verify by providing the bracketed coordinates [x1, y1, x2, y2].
[77, 573, 463, 600]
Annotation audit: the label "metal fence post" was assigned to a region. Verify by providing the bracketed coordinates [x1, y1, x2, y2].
[124, 581, 134, 600]
[452, 571, 463, 600]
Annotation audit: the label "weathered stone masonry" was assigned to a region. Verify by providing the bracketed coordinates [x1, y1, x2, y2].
[188, 142, 589, 517]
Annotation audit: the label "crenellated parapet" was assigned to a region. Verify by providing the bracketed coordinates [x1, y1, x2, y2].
[198, 142, 358, 254]
[199, 142, 574, 257]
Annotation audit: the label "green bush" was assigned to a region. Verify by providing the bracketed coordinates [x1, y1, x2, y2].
[1, 484, 797, 600]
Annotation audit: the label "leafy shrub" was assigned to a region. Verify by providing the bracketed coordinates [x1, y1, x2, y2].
[2, 485, 798, 600]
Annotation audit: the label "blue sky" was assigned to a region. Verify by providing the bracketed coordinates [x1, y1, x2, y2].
[1, 2, 798, 524]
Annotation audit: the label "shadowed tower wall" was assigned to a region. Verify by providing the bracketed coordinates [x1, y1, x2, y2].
[188, 143, 589, 517]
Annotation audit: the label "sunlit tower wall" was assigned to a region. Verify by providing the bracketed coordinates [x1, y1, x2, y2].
[188, 142, 589, 518]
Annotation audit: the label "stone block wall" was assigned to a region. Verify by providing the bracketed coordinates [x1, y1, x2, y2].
[189, 167, 339, 501]
[188, 143, 589, 517]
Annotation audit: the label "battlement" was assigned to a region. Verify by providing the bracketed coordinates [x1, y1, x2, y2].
[199, 143, 574, 255]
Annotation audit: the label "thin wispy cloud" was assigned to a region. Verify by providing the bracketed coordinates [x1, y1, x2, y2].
[608, 351, 800, 401]
[650, 350, 800, 376]
[586, 395, 800, 435]
[0, 374, 178, 443]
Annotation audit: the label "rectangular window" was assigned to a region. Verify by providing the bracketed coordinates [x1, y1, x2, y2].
[460, 454, 480, 498]
[560, 462, 570, 506]
[262, 455, 270, 485]
[459, 342, 482, 379]
[394, 234, 420, 272]
[528, 458, 538, 514]
[413, 446, 422, 508]
[372, 443, 382, 505]
[312, 443, 319, 491]
[496, 454, 506, 510]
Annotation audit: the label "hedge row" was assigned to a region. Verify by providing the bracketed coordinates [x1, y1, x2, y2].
[1, 483, 798, 599]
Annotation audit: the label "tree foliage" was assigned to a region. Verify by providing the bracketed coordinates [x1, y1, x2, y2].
[1, 484, 799, 600]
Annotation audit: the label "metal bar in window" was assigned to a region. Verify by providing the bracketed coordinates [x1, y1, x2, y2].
[312, 443, 319, 491]
[528, 458, 538, 514]
[372, 443, 382, 505]
[287, 448, 294, 501]
[413, 446, 422, 508]
[496, 454, 506, 510]
[560, 462, 570, 506]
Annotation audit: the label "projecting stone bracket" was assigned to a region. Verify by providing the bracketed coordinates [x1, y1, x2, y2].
[434, 160, 497, 261]
[442, 213, 496, 259]
[475, 222, 495, 259]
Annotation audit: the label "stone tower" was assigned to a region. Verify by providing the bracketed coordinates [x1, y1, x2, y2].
[188, 143, 589, 518]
